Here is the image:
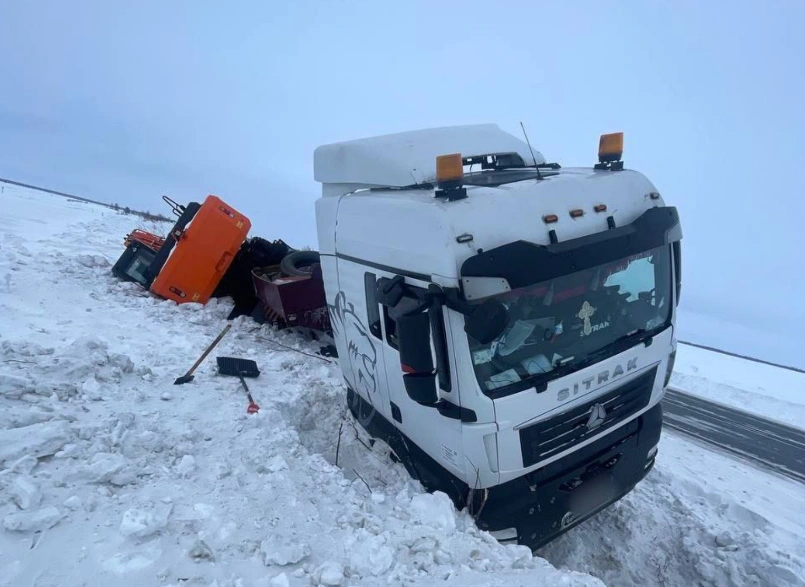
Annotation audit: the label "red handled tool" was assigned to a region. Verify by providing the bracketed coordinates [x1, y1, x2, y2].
[216, 356, 261, 414]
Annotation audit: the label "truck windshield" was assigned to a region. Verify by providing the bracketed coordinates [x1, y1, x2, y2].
[467, 244, 672, 396]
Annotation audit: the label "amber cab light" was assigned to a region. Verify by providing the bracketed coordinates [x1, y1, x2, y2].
[594, 204, 607, 213]
[436, 153, 464, 188]
[598, 132, 624, 163]
[570, 209, 584, 218]
[543, 214, 559, 224]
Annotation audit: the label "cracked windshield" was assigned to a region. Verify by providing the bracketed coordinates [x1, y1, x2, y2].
[468, 245, 672, 393]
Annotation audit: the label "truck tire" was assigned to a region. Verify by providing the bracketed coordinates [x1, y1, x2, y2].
[280, 250, 320, 277]
[347, 387, 377, 428]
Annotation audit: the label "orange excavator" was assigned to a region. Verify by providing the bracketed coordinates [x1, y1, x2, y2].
[113, 195, 251, 305]
[112, 194, 331, 333]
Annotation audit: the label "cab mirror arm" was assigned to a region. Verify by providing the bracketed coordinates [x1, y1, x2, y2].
[438, 287, 474, 315]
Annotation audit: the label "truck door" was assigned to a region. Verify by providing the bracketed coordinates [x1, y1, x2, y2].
[329, 258, 392, 424]
[377, 275, 466, 483]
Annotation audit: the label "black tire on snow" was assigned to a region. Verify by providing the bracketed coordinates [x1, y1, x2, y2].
[280, 250, 320, 276]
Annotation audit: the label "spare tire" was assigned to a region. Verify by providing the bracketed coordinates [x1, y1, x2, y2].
[280, 250, 321, 276]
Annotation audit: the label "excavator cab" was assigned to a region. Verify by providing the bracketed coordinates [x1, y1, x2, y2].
[112, 239, 159, 287]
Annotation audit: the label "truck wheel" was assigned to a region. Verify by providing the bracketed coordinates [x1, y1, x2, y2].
[347, 387, 377, 428]
[280, 250, 320, 276]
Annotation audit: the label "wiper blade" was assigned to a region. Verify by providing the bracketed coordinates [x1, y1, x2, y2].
[524, 356, 599, 393]
[525, 329, 654, 393]
[583, 328, 651, 364]
[614, 328, 653, 347]
[613, 327, 646, 342]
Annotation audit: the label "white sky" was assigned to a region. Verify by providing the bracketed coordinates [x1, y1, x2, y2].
[1, 0, 803, 365]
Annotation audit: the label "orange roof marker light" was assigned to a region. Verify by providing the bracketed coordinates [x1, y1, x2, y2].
[594, 132, 625, 171]
[436, 153, 463, 187]
[435, 153, 468, 201]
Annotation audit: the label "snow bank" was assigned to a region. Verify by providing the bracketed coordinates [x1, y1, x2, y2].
[1, 185, 803, 587]
[672, 343, 805, 428]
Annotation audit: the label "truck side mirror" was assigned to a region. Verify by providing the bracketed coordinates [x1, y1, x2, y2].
[397, 312, 438, 405]
[376, 275, 405, 307]
[464, 299, 509, 344]
[403, 373, 439, 405]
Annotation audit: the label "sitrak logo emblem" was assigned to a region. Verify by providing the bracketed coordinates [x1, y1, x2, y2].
[586, 403, 607, 430]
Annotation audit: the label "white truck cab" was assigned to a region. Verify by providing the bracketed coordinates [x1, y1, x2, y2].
[313, 124, 682, 549]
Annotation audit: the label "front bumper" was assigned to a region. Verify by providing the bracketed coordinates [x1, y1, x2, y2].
[474, 403, 663, 551]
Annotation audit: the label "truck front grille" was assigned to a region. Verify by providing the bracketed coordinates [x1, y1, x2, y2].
[519, 367, 658, 468]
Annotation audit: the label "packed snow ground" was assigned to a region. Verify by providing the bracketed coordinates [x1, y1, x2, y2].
[671, 345, 805, 429]
[1, 186, 804, 587]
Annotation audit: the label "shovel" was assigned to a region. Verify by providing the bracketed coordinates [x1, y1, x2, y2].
[238, 374, 260, 414]
[174, 323, 232, 385]
[216, 356, 261, 413]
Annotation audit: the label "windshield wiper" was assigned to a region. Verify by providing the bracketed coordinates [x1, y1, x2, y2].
[613, 327, 654, 348]
[574, 328, 653, 368]
[521, 355, 600, 393]
[522, 328, 656, 394]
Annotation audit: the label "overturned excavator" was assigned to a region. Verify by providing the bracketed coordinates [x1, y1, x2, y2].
[111, 194, 331, 334]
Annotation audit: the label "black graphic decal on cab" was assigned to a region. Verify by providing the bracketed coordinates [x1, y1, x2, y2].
[328, 291, 377, 398]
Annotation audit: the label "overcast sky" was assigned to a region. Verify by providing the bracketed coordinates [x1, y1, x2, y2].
[2, 1, 803, 366]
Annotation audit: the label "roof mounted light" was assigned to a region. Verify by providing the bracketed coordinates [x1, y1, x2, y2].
[436, 153, 463, 186]
[594, 132, 624, 171]
[435, 153, 467, 201]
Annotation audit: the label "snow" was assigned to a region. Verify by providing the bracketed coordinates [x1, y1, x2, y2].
[3, 506, 62, 533]
[672, 343, 805, 428]
[541, 431, 805, 586]
[0, 420, 71, 465]
[409, 493, 457, 531]
[1, 184, 804, 586]
[7, 475, 42, 510]
[313, 561, 346, 586]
